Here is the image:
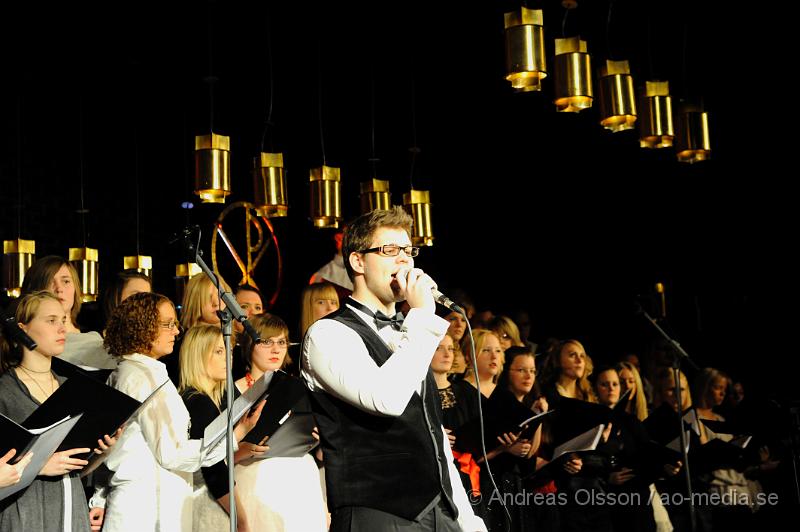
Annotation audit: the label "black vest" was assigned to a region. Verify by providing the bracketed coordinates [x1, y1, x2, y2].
[308, 305, 457, 520]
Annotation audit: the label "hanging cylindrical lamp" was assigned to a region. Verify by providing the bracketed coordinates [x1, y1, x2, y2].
[360, 179, 391, 214]
[194, 132, 231, 204]
[675, 103, 711, 163]
[554, 36, 593, 112]
[504, 7, 547, 92]
[69, 247, 99, 302]
[123, 255, 152, 276]
[598, 59, 637, 132]
[639, 81, 674, 148]
[253, 152, 288, 218]
[403, 189, 434, 247]
[309, 165, 342, 228]
[3, 239, 35, 298]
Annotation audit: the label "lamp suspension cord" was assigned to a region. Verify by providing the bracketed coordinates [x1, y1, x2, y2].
[260, 7, 275, 153]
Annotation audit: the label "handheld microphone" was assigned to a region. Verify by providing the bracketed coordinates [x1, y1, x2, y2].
[397, 269, 465, 314]
[431, 289, 464, 314]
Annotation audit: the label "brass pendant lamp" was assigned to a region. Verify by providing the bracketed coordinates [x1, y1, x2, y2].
[554, 36, 593, 112]
[254, 152, 288, 218]
[3, 239, 35, 298]
[504, 7, 547, 92]
[639, 81, 674, 148]
[598, 59, 637, 132]
[309, 165, 342, 229]
[675, 102, 710, 163]
[194, 132, 231, 204]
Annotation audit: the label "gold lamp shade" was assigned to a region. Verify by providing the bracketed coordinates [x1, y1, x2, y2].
[504, 7, 547, 92]
[175, 262, 202, 279]
[3, 239, 35, 298]
[194, 133, 231, 204]
[69, 247, 99, 302]
[360, 178, 391, 214]
[554, 37, 593, 113]
[309, 165, 342, 229]
[253, 152, 288, 218]
[124, 255, 152, 276]
[639, 81, 674, 148]
[598, 59, 637, 132]
[403, 189, 434, 247]
[675, 103, 711, 163]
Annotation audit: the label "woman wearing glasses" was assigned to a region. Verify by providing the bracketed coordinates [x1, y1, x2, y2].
[481, 346, 550, 531]
[91, 292, 262, 532]
[234, 313, 327, 532]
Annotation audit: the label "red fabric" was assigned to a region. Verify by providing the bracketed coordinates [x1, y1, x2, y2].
[452, 450, 481, 495]
[533, 479, 557, 494]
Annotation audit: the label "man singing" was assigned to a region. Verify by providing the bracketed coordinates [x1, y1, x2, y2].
[301, 207, 487, 531]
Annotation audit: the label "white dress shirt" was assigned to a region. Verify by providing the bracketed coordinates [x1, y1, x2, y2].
[96, 353, 230, 532]
[301, 299, 487, 532]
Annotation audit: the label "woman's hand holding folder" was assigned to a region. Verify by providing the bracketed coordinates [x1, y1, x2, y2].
[0, 449, 33, 488]
[39, 447, 90, 476]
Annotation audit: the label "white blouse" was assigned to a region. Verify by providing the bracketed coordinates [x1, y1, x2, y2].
[98, 353, 230, 532]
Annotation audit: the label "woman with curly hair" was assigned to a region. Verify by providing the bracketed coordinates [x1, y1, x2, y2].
[90, 292, 263, 532]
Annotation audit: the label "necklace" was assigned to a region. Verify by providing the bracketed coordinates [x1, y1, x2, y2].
[17, 365, 55, 399]
[19, 364, 52, 374]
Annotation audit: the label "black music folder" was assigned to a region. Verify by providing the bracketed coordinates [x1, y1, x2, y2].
[202, 371, 273, 451]
[517, 409, 555, 439]
[22, 369, 166, 455]
[550, 396, 613, 446]
[0, 413, 83, 500]
[255, 411, 319, 458]
[242, 371, 310, 445]
[643, 403, 701, 445]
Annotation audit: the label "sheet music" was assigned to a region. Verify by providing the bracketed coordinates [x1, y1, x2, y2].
[0, 414, 84, 501]
[202, 372, 273, 451]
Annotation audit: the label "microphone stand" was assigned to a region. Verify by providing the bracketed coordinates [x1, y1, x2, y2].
[186, 232, 260, 532]
[639, 308, 699, 532]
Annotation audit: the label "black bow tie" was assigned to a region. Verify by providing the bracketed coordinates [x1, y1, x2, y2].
[347, 298, 405, 331]
[374, 310, 405, 331]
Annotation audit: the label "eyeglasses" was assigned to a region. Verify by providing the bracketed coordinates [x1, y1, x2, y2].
[257, 338, 288, 348]
[358, 244, 419, 257]
[159, 321, 181, 331]
[509, 368, 536, 376]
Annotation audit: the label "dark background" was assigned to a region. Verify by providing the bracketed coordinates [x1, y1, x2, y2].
[0, 1, 796, 403]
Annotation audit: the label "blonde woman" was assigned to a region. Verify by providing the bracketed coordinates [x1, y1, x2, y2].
[540, 339, 597, 403]
[0, 292, 115, 531]
[616, 361, 649, 421]
[179, 325, 268, 532]
[462, 329, 504, 398]
[299, 282, 339, 340]
[487, 315, 525, 352]
[180, 273, 231, 331]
